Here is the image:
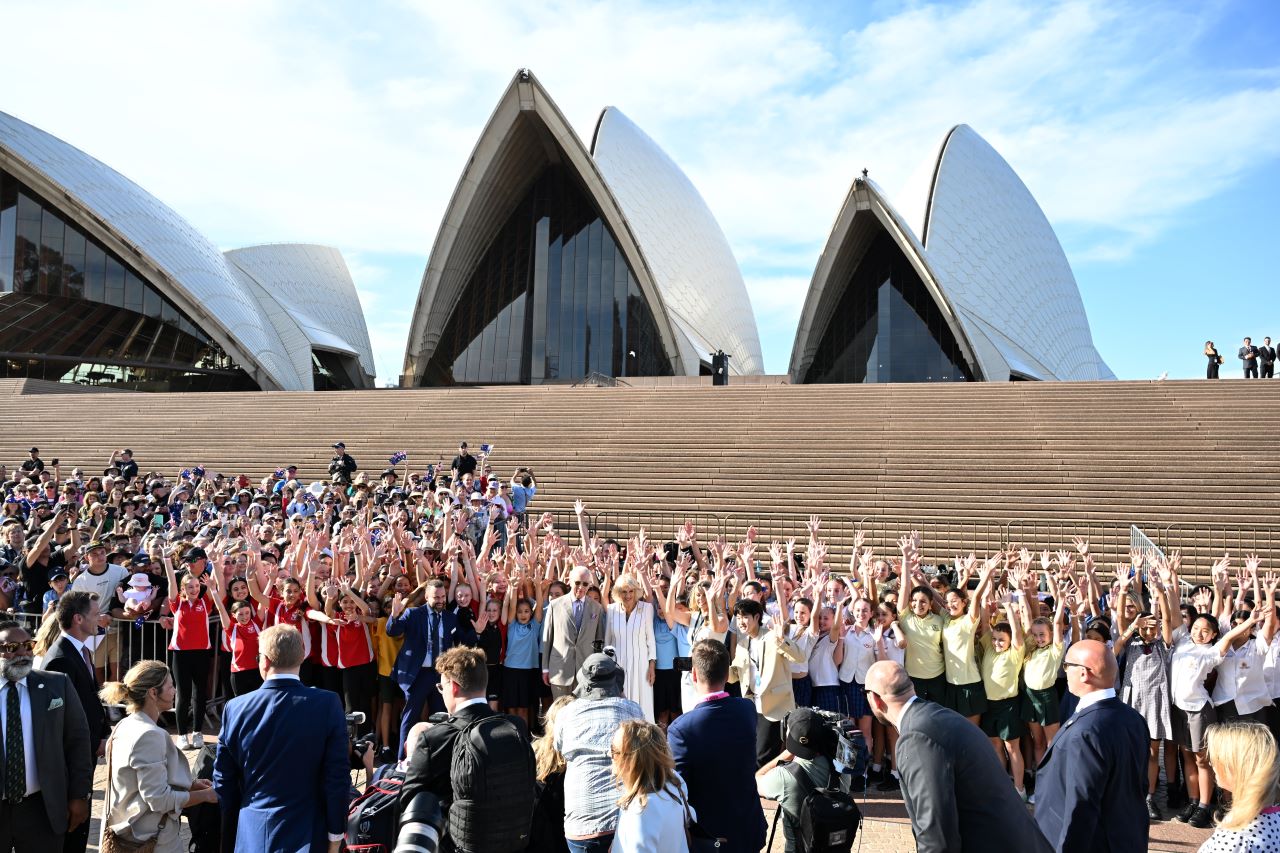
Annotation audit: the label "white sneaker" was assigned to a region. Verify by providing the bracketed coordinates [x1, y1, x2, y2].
[1028, 792, 1036, 805]
[182, 733, 194, 750]
[1017, 788, 1028, 803]
[193, 732, 205, 750]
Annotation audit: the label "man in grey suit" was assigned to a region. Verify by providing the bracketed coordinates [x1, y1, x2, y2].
[865, 661, 1050, 853]
[541, 566, 606, 697]
[0, 620, 92, 852]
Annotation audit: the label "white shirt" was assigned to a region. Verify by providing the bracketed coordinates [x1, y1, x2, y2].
[787, 627, 815, 676]
[0, 677, 40, 796]
[609, 778, 692, 853]
[1172, 638, 1225, 712]
[838, 627, 877, 684]
[808, 635, 841, 687]
[62, 633, 99, 670]
[1074, 686, 1116, 713]
[1265, 635, 1280, 699]
[1212, 637, 1274, 715]
[70, 563, 130, 611]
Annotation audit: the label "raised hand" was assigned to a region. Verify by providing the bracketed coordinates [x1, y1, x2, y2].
[746, 526, 759, 544]
[853, 530, 866, 553]
[769, 541, 784, 566]
[1246, 554, 1262, 579]
[573, 499, 586, 517]
[1212, 554, 1231, 589]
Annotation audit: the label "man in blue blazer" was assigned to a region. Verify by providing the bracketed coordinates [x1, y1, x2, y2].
[214, 624, 350, 853]
[667, 639, 766, 853]
[386, 579, 477, 755]
[1035, 639, 1149, 853]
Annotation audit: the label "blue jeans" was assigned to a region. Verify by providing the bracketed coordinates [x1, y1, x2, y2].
[566, 834, 614, 853]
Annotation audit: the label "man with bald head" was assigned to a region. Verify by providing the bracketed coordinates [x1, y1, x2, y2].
[541, 565, 606, 697]
[864, 660, 1050, 853]
[1034, 639, 1148, 853]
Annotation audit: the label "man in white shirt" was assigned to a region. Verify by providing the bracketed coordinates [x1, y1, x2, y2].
[68, 540, 128, 680]
[0, 620, 92, 851]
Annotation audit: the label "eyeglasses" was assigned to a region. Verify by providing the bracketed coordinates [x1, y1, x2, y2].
[572, 580, 590, 588]
[0, 640, 35, 654]
[1063, 661, 1090, 672]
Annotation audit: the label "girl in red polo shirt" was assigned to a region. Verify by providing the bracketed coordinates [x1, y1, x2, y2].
[308, 580, 377, 735]
[162, 552, 214, 750]
[210, 572, 263, 695]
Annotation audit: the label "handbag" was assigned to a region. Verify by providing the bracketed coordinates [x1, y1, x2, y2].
[677, 785, 726, 851]
[101, 736, 168, 853]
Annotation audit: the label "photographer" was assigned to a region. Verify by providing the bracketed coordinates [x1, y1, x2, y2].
[399, 646, 535, 853]
[329, 442, 357, 486]
[755, 709, 837, 853]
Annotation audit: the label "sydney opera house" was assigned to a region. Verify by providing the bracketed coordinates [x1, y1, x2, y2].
[0, 111, 375, 392]
[1, 69, 1110, 393]
[790, 124, 1113, 384]
[400, 69, 764, 386]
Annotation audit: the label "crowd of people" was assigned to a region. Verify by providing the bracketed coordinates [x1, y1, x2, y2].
[3, 440, 1280, 852]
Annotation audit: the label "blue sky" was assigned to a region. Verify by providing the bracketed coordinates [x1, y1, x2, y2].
[3, 0, 1278, 383]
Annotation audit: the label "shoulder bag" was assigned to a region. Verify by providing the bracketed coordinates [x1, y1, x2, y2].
[101, 734, 168, 853]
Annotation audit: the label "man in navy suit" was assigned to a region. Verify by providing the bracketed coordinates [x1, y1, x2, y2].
[214, 624, 349, 853]
[386, 579, 476, 756]
[667, 639, 766, 853]
[1035, 639, 1149, 853]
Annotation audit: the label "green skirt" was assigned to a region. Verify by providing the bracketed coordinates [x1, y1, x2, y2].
[1021, 686, 1061, 725]
[981, 697, 1026, 741]
[946, 680, 989, 717]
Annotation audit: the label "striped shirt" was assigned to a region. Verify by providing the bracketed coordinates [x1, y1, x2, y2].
[553, 696, 643, 838]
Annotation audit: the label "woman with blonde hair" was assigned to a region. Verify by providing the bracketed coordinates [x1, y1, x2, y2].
[529, 695, 576, 853]
[609, 719, 692, 853]
[1200, 721, 1280, 851]
[100, 660, 218, 853]
[605, 573, 656, 723]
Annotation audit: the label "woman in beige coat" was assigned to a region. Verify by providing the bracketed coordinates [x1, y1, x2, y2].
[100, 660, 218, 852]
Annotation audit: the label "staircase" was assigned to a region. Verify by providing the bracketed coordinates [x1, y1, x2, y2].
[2, 379, 1278, 578]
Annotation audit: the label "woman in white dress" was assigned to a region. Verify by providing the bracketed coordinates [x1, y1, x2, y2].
[606, 573, 657, 722]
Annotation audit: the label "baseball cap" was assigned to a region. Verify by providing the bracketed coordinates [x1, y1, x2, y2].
[783, 708, 837, 760]
[182, 547, 208, 563]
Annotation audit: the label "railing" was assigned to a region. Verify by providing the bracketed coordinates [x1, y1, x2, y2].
[574, 510, 1280, 576]
[16, 612, 231, 730]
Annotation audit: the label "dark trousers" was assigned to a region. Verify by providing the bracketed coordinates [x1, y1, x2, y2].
[1245, 364, 1259, 378]
[757, 714, 782, 769]
[1264, 362, 1275, 378]
[566, 834, 614, 853]
[61, 807, 87, 853]
[1207, 361, 1220, 379]
[0, 793, 62, 853]
[319, 664, 343, 696]
[342, 662, 377, 736]
[399, 670, 445, 757]
[230, 669, 263, 696]
[170, 648, 212, 735]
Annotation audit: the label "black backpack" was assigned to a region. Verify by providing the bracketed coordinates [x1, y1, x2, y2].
[186, 744, 220, 853]
[449, 714, 536, 853]
[345, 771, 405, 853]
[784, 763, 862, 853]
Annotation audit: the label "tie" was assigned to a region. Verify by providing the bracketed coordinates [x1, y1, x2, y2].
[573, 599, 583, 632]
[430, 613, 441, 662]
[4, 684, 23, 802]
[81, 644, 96, 686]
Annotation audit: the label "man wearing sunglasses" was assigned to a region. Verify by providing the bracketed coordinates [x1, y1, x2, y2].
[0, 621, 92, 851]
[542, 566, 606, 698]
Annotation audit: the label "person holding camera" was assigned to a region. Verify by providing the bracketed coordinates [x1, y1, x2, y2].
[755, 708, 837, 853]
[329, 442, 357, 485]
[214, 625, 350, 853]
[555, 651, 643, 852]
[399, 646, 535, 853]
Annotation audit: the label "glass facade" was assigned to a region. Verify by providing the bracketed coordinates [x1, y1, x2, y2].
[803, 230, 975, 384]
[421, 164, 672, 385]
[0, 168, 258, 391]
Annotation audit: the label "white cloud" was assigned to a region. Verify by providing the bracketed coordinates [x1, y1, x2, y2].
[1, 0, 1276, 378]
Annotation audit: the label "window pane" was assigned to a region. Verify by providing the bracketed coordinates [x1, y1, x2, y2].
[84, 242, 106, 303]
[104, 257, 125, 307]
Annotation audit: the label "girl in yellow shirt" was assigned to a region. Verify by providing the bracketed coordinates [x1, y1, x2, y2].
[1021, 596, 1067, 768]
[980, 599, 1028, 800]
